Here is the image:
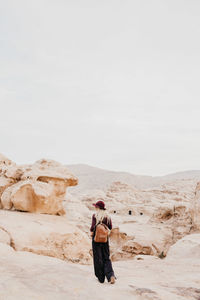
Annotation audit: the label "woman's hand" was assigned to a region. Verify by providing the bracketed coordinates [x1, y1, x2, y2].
[90, 232, 94, 237]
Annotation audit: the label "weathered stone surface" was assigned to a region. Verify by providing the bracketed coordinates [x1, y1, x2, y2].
[191, 182, 200, 230]
[0, 210, 91, 264]
[109, 223, 173, 260]
[77, 177, 197, 260]
[0, 162, 200, 299]
[21, 159, 78, 186]
[0, 241, 200, 300]
[122, 240, 153, 255]
[1, 180, 64, 215]
[149, 204, 193, 245]
[0, 177, 15, 205]
[0, 153, 13, 168]
[0, 228, 10, 245]
[0, 155, 78, 215]
[167, 233, 200, 260]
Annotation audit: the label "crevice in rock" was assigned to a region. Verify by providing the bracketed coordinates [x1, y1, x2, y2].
[0, 226, 16, 250]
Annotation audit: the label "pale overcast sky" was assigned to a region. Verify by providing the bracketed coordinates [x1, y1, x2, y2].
[0, 0, 200, 175]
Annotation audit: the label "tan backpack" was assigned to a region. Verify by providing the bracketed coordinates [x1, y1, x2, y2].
[94, 221, 109, 243]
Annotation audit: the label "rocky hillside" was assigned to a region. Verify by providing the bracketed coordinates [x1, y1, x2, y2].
[67, 164, 200, 191]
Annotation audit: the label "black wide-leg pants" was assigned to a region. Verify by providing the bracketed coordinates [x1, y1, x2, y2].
[92, 238, 115, 283]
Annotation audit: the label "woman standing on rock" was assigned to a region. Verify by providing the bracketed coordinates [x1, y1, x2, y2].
[90, 200, 116, 284]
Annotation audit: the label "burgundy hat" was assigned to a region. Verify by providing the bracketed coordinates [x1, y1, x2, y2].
[92, 200, 106, 210]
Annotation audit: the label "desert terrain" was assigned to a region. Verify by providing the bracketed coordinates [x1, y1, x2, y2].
[0, 154, 200, 300]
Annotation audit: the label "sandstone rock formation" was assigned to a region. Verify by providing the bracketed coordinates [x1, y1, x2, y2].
[72, 178, 197, 261]
[0, 154, 78, 215]
[0, 210, 91, 264]
[167, 233, 200, 260]
[191, 182, 200, 230]
[0, 161, 200, 299]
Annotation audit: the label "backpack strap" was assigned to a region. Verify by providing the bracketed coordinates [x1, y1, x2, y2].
[95, 214, 104, 226]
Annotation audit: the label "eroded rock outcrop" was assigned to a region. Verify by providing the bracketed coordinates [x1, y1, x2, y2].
[0, 155, 78, 215]
[0, 210, 91, 264]
[166, 233, 200, 260]
[191, 182, 200, 230]
[149, 204, 193, 245]
[78, 179, 197, 261]
[109, 224, 173, 261]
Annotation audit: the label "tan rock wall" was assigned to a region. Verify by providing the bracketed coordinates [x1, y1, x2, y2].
[191, 182, 200, 230]
[0, 210, 91, 264]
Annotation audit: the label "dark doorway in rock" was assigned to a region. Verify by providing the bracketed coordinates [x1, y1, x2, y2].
[129, 210, 132, 215]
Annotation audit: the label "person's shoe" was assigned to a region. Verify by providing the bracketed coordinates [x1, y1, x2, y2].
[110, 276, 115, 284]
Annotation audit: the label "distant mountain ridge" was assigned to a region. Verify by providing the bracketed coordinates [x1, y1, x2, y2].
[66, 164, 200, 191]
[163, 170, 200, 180]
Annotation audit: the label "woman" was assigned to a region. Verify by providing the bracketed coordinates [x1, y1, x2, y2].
[90, 200, 116, 284]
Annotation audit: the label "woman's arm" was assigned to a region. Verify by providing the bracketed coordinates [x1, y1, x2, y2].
[90, 214, 96, 232]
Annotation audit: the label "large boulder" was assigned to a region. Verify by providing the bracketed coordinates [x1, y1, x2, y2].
[167, 233, 200, 260]
[0, 155, 78, 215]
[1, 180, 64, 215]
[109, 224, 173, 261]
